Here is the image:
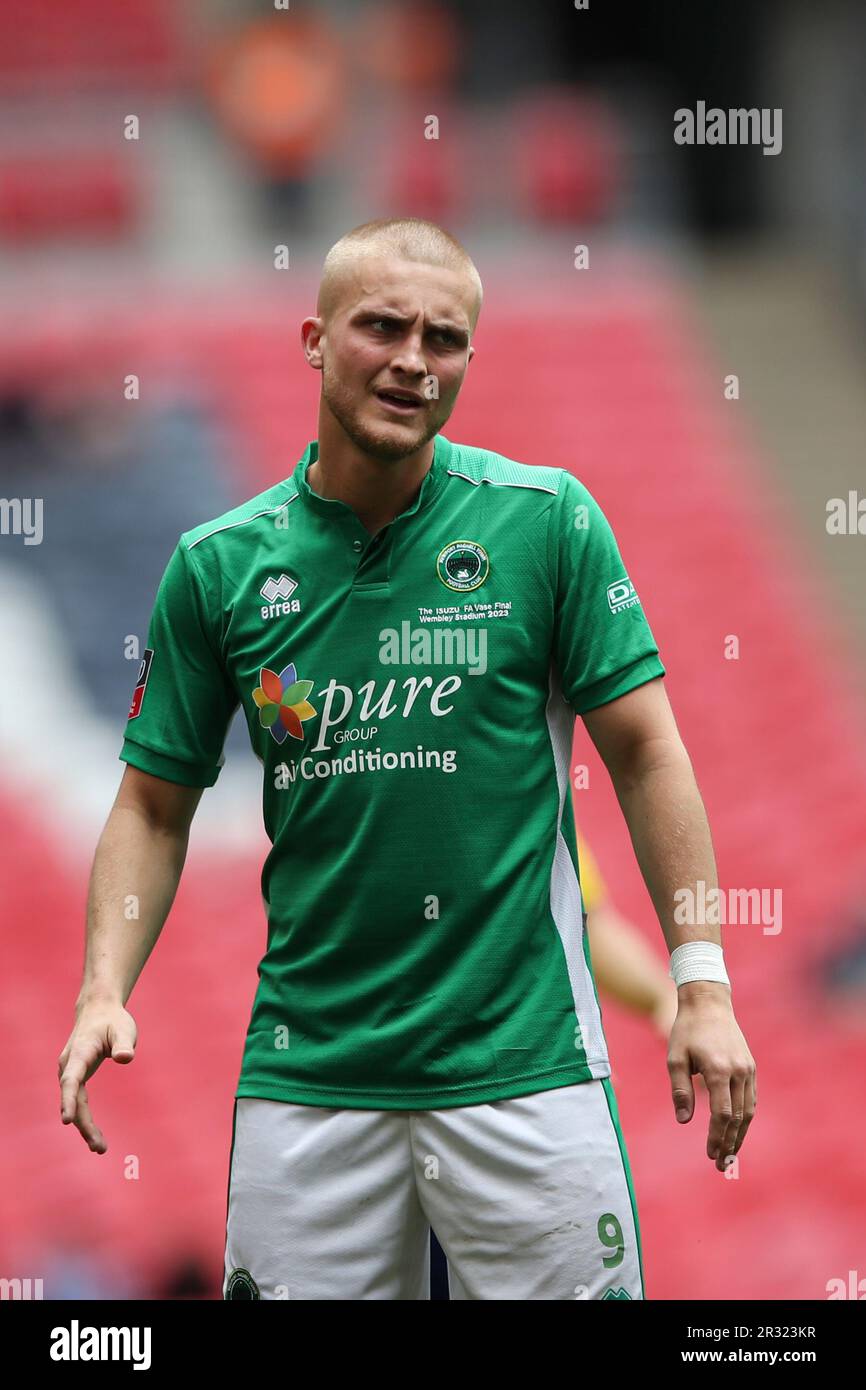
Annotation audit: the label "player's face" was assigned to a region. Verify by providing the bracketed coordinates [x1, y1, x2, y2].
[315, 255, 476, 462]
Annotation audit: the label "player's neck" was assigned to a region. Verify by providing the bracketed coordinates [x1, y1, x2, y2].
[307, 416, 435, 535]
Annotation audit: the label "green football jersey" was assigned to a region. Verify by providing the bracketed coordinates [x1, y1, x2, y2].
[120, 433, 665, 1108]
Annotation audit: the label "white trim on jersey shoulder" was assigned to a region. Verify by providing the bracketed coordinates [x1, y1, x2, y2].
[186, 493, 301, 550]
[446, 468, 558, 496]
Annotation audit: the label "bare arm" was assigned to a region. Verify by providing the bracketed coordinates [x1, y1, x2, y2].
[582, 679, 719, 957]
[58, 765, 204, 1153]
[582, 677, 756, 1168]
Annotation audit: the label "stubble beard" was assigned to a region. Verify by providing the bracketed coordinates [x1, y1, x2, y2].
[322, 367, 447, 463]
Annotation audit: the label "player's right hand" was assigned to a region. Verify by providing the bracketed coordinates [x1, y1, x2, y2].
[58, 1001, 137, 1154]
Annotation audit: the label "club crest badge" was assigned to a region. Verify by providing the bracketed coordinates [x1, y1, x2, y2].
[225, 1267, 261, 1300]
[436, 540, 489, 592]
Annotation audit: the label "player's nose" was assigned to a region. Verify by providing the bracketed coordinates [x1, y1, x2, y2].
[389, 332, 427, 376]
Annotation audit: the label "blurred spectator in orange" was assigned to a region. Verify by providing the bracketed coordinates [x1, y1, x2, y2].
[206, 13, 346, 220]
[356, 0, 460, 94]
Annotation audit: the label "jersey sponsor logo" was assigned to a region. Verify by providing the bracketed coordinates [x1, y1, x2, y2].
[127, 648, 154, 719]
[607, 577, 640, 613]
[252, 662, 317, 744]
[252, 653, 464, 757]
[601, 1286, 633, 1300]
[260, 573, 301, 621]
[312, 672, 460, 753]
[436, 540, 489, 592]
[225, 1267, 260, 1300]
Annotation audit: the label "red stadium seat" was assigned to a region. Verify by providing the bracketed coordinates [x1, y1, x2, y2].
[511, 90, 622, 224]
[0, 0, 188, 91]
[0, 154, 138, 243]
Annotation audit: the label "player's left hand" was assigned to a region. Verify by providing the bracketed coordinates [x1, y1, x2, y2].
[666, 982, 756, 1171]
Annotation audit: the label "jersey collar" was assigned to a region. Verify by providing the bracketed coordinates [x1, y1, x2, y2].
[291, 433, 451, 521]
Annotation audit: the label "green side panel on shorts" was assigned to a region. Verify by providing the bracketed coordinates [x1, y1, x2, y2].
[601, 1076, 646, 1300]
[222, 1098, 238, 1300]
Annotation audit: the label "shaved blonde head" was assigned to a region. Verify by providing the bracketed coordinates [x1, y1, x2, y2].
[318, 217, 483, 332]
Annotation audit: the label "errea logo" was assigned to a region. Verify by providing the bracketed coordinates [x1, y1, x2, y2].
[260, 574, 301, 621]
[607, 578, 639, 614]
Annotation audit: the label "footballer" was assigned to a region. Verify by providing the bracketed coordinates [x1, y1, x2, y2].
[59, 218, 756, 1300]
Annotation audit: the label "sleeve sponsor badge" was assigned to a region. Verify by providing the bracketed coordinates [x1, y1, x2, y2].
[128, 648, 154, 719]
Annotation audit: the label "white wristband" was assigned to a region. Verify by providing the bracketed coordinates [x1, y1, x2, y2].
[669, 941, 730, 989]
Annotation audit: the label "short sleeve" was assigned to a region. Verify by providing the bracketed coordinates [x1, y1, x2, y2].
[119, 540, 239, 787]
[550, 471, 665, 714]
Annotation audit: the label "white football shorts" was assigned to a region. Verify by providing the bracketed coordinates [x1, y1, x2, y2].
[223, 1078, 644, 1301]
